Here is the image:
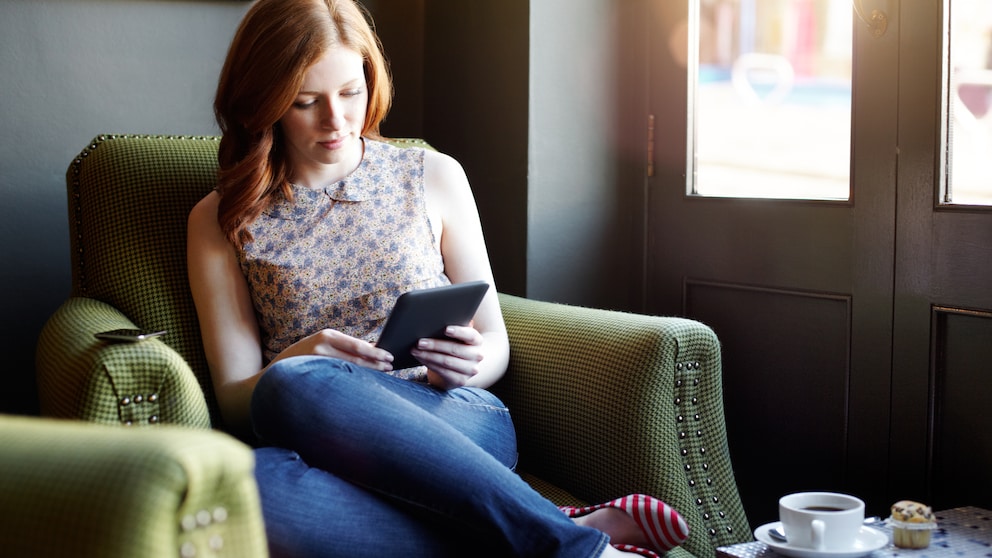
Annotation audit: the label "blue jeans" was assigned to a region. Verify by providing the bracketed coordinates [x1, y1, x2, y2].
[251, 356, 608, 558]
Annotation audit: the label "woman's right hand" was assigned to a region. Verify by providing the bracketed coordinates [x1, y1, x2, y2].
[273, 329, 394, 372]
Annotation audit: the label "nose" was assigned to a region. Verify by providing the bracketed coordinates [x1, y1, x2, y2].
[320, 98, 345, 130]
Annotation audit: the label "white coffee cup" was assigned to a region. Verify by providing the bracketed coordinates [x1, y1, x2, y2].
[779, 492, 865, 551]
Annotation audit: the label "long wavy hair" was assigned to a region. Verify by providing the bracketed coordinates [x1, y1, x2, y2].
[213, 0, 392, 247]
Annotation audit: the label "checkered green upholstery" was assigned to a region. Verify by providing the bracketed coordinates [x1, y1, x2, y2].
[0, 414, 266, 558]
[495, 294, 751, 556]
[38, 135, 223, 427]
[36, 134, 749, 557]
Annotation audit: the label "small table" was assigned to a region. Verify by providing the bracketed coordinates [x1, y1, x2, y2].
[716, 506, 992, 558]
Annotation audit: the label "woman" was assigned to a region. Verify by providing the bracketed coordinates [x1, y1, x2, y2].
[187, 0, 688, 556]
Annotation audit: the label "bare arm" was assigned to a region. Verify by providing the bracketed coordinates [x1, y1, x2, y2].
[416, 150, 509, 390]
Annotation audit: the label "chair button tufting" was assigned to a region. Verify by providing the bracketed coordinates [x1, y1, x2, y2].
[148, 415, 159, 424]
[148, 393, 158, 402]
[134, 394, 143, 404]
[182, 514, 198, 532]
[120, 397, 131, 406]
[213, 507, 228, 523]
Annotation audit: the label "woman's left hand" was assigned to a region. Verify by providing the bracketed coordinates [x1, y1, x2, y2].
[412, 325, 485, 389]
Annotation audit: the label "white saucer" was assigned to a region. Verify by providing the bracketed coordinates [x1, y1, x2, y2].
[754, 522, 889, 558]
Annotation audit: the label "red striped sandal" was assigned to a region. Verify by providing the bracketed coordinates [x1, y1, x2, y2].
[560, 494, 689, 557]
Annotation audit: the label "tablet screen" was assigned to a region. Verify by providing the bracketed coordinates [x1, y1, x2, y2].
[377, 281, 490, 369]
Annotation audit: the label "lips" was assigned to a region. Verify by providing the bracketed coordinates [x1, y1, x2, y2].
[318, 138, 345, 150]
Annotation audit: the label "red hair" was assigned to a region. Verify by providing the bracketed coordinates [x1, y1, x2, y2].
[213, 0, 393, 246]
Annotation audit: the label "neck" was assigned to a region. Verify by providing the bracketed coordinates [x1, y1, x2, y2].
[291, 137, 365, 189]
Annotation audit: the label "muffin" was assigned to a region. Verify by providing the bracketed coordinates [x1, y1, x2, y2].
[889, 500, 937, 549]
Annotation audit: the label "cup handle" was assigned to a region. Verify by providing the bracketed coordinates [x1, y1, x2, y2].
[811, 519, 826, 550]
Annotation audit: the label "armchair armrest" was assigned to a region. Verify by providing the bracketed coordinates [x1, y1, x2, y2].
[0, 415, 266, 558]
[36, 296, 210, 428]
[495, 293, 750, 557]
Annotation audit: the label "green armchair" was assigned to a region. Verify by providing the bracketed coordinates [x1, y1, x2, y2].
[0, 414, 266, 558]
[35, 134, 750, 557]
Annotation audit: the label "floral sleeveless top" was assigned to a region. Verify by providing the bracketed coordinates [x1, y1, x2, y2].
[235, 139, 449, 378]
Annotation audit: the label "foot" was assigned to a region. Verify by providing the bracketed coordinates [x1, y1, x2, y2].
[560, 494, 689, 553]
[574, 508, 651, 549]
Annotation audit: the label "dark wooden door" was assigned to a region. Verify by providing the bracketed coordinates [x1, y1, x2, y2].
[643, 1, 991, 527]
[887, 1, 992, 513]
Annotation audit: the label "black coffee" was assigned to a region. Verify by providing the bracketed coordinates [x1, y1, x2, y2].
[802, 506, 846, 512]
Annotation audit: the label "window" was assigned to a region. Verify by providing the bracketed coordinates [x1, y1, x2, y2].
[943, 0, 992, 206]
[689, 0, 853, 200]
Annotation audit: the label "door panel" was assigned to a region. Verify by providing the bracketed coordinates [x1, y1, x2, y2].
[929, 308, 992, 510]
[686, 280, 852, 524]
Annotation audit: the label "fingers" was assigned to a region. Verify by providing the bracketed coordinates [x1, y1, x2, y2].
[411, 326, 484, 388]
[310, 329, 394, 371]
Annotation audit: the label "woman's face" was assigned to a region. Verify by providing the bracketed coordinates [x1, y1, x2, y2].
[279, 46, 368, 187]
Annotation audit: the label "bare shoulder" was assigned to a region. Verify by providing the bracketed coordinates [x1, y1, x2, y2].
[187, 191, 224, 238]
[422, 147, 460, 168]
[422, 148, 472, 205]
[188, 191, 220, 223]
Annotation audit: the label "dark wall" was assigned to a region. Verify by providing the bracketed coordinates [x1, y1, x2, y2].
[420, 0, 531, 298]
[376, 0, 647, 310]
[362, 0, 426, 138]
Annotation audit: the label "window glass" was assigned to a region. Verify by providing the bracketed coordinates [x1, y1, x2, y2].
[691, 0, 852, 200]
[944, 0, 992, 206]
